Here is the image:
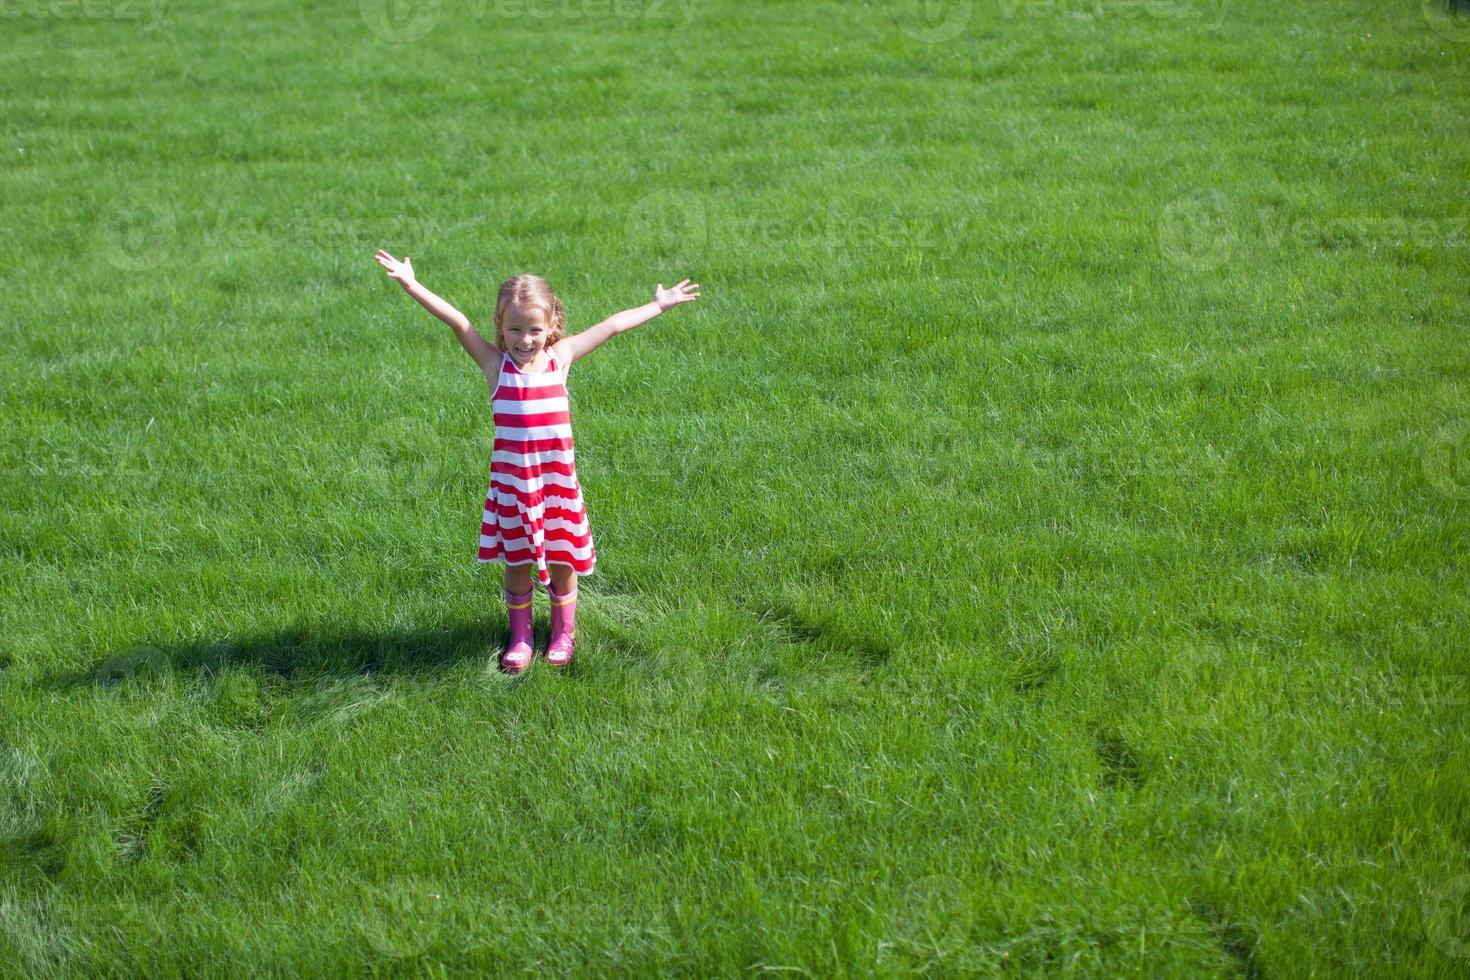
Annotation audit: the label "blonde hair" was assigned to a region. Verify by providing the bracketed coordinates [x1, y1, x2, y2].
[492, 274, 566, 352]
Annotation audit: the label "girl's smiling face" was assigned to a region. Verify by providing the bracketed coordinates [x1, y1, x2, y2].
[500, 303, 550, 366]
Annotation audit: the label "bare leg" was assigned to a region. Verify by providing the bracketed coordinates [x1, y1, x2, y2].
[505, 563, 534, 595]
[548, 562, 577, 597]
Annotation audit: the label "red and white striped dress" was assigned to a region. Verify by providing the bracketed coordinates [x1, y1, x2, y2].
[477, 346, 596, 584]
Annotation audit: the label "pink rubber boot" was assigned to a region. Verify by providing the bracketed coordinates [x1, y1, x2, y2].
[499, 586, 535, 674]
[545, 581, 578, 667]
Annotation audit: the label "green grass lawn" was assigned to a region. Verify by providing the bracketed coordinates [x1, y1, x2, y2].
[2, 0, 1468, 974]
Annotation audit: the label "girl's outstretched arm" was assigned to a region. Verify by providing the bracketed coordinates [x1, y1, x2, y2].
[374, 250, 499, 372]
[555, 279, 700, 368]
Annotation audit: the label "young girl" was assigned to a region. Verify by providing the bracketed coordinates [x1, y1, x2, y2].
[373, 250, 700, 672]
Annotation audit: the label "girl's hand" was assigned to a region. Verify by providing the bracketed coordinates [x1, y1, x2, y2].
[374, 250, 418, 289]
[654, 279, 700, 311]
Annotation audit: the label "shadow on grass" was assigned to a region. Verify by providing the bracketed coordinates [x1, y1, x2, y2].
[40, 619, 518, 692]
[36, 586, 880, 693]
